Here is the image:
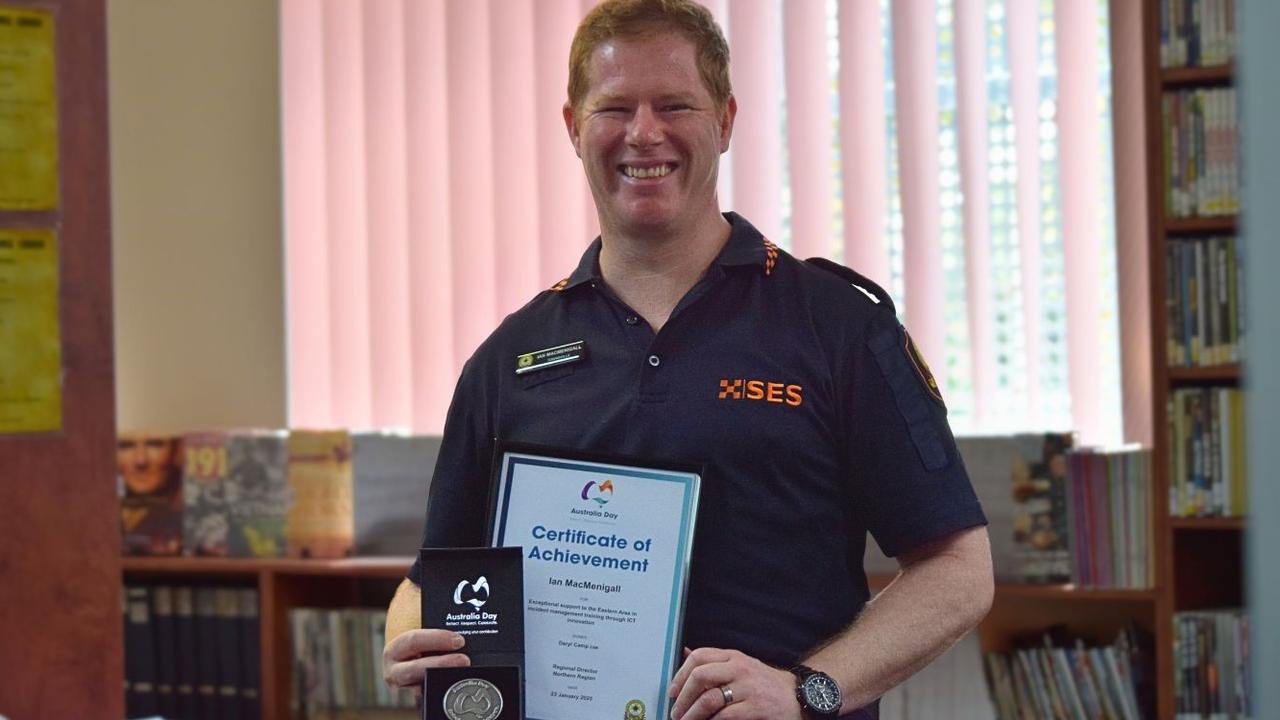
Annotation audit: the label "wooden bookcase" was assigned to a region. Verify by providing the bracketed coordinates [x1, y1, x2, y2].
[1140, 1, 1246, 718]
[123, 556, 415, 720]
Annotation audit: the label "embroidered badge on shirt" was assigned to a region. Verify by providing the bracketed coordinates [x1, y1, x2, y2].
[514, 340, 586, 375]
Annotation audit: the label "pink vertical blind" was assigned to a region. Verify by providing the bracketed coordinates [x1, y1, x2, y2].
[838, 0, 890, 288]
[1055, 0, 1106, 445]
[953, 0, 994, 425]
[727, 0, 782, 242]
[283, 0, 1137, 441]
[891, 0, 947, 391]
[783, 0, 836, 260]
[1006, 0, 1044, 425]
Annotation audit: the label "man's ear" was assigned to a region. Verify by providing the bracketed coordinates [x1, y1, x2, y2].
[563, 102, 582, 158]
[719, 94, 737, 153]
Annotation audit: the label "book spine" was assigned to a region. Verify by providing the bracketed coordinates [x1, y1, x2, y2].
[194, 587, 219, 720]
[151, 586, 178, 720]
[239, 588, 262, 720]
[214, 588, 241, 717]
[174, 585, 199, 720]
[124, 585, 158, 719]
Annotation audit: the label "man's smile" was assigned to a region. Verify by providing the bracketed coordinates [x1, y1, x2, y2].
[620, 162, 678, 179]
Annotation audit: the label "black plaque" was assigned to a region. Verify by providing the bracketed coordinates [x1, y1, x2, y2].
[420, 547, 524, 719]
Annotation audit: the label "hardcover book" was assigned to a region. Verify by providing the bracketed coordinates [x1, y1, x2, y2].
[226, 430, 291, 558]
[286, 430, 354, 559]
[119, 432, 183, 556]
[352, 432, 441, 556]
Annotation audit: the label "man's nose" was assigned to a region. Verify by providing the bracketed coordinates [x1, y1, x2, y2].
[626, 105, 664, 147]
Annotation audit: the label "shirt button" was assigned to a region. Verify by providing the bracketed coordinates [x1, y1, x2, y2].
[625, 315, 640, 326]
[647, 354, 661, 367]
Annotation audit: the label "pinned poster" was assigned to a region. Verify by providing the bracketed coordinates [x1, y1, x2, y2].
[0, 229, 62, 433]
[0, 6, 59, 210]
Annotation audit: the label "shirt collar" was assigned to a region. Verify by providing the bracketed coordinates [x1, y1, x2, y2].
[553, 212, 776, 293]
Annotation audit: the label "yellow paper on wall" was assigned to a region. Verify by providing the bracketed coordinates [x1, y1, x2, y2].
[0, 6, 59, 210]
[0, 229, 62, 433]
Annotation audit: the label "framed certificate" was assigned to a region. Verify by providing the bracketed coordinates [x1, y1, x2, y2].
[487, 441, 702, 720]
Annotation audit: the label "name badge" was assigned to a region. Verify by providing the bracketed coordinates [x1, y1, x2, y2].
[514, 340, 585, 375]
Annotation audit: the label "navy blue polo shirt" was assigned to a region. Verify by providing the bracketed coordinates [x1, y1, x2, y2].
[408, 212, 986, 673]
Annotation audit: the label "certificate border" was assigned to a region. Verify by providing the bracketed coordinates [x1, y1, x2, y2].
[486, 440, 702, 720]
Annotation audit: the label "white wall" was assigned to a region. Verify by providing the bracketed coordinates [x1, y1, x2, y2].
[109, 0, 286, 431]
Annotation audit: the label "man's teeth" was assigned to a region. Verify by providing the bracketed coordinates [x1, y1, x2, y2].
[623, 165, 672, 178]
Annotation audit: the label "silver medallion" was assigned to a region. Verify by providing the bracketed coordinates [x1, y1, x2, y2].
[442, 678, 504, 720]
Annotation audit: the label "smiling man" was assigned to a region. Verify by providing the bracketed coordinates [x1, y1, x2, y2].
[381, 2, 993, 719]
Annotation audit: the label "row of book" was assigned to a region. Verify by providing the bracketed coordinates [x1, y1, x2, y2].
[1162, 87, 1239, 219]
[123, 584, 260, 720]
[1166, 237, 1244, 368]
[1175, 609, 1252, 719]
[120, 429, 440, 559]
[1065, 447, 1154, 589]
[983, 627, 1151, 720]
[1168, 387, 1247, 517]
[290, 607, 416, 717]
[1159, 0, 1236, 68]
[1009, 434, 1154, 589]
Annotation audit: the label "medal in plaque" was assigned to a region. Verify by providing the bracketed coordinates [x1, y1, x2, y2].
[420, 548, 524, 720]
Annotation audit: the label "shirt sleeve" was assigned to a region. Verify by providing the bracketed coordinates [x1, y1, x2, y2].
[845, 311, 987, 558]
[406, 359, 496, 586]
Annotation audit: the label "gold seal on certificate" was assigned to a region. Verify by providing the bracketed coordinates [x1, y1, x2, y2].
[488, 442, 702, 720]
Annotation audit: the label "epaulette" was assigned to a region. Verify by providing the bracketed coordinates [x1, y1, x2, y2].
[805, 257, 896, 313]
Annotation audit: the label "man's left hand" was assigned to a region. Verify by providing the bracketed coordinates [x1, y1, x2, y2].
[667, 647, 805, 720]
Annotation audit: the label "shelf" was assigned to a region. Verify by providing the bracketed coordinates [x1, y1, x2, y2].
[1167, 364, 1242, 383]
[868, 572, 1158, 602]
[1171, 516, 1246, 531]
[1164, 215, 1237, 234]
[121, 555, 414, 578]
[1160, 64, 1235, 88]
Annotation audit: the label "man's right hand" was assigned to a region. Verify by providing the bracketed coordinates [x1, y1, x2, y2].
[381, 628, 471, 698]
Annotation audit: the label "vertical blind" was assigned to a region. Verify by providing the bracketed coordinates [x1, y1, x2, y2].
[282, 0, 1147, 445]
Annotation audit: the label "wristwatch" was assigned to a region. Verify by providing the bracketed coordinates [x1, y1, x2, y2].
[789, 664, 842, 718]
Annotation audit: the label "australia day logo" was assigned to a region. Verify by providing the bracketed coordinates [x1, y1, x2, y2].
[580, 479, 615, 507]
[453, 576, 490, 610]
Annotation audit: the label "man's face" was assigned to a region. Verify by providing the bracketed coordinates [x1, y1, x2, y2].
[565, 32, 735, 237]
[117, 435, 175, 495]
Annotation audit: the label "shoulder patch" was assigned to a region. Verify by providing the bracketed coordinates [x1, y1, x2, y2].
[804, 257, 896, 312]
[549, 278, 570, 293]
[903, 330, 944, 406]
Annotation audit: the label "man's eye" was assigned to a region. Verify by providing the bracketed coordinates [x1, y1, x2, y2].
[662, 104, 691, 112]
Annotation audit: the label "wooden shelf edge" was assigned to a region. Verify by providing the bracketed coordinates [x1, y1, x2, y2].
[1165, 215, 1237, 234]
[121, 556, 415, 578]
[1170, 516, 1247, 530]
[1160, 63, 1235, 87]
[1167, 364, 1242, 383]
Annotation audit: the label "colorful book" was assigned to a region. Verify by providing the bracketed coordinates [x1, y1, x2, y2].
[118, 432, 183, 556]
[286, 430, 354, 559]
[182, 431, 232, 556]
[226, 430, 291, 558]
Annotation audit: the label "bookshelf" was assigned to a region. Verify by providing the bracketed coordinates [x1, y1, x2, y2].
[1142, 0, 1246, 717]
[123, 556, 414, 720]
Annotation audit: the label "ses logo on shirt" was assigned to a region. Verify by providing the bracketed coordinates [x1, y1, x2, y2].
[717, 379, 803, 407]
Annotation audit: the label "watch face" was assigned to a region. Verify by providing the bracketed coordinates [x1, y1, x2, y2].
[801, 673, 842, 714]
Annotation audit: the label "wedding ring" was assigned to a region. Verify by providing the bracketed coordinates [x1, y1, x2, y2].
[720, 686, 735, 705]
